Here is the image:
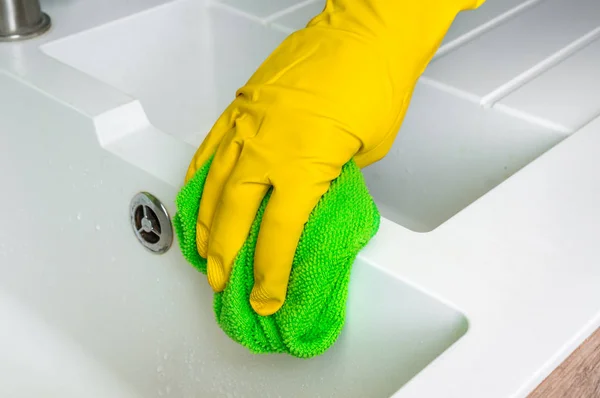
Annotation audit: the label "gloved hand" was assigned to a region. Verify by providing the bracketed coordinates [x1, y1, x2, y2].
[185, 0, 486, 316]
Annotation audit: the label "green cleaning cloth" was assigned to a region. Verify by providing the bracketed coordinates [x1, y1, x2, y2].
[173, 156, 380, 358]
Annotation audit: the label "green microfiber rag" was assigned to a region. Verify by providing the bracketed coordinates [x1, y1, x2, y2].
[173, 156, 380, 358]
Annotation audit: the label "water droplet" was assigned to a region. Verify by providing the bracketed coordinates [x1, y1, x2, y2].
[95, 225, 101, 231]
[157, 365, 164, 373]
[156, 277, 160, 283]
[166, 385, 171, 395]
[76, 212, 82, 221]
[163, 353, 169, 360]
[68, 164, 73, 171]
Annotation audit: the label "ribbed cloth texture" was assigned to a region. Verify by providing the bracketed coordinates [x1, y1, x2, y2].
[173, 156, 380, 358]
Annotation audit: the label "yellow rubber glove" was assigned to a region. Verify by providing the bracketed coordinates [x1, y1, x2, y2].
[185, 0, 486, 316]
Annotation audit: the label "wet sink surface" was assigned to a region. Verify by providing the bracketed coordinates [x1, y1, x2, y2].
[0, 55, 466, 397]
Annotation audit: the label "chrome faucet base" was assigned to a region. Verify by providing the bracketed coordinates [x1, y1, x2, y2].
[0, 12, 50, 41]
[0, 0, 51, 42]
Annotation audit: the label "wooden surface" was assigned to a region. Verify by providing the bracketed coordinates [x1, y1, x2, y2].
[529, 328, 600, 398]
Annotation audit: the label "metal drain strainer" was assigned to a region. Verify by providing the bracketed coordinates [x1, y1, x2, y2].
[130, 192, 173, 254]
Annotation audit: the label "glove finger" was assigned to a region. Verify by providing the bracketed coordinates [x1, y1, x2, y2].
[250, 178, 331, 316]
[196, 127, 241, 258]
[206, 165, 269, 292]
[185, 102, 238, 183]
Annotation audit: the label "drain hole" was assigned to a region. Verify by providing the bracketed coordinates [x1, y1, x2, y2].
[146, 206, 161, 234]
[133, 205, 161, 244]
[140, 229, 160, 244]
[134, 205, 144, 229]
[130, 192, 173, 254]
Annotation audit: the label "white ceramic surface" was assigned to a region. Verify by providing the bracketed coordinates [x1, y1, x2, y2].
[40, 1, 288, 143]
[2, 0, 600, 397]
[40, 0, 568, 232]
[270, 0, 325, 32]
[0, 71, 471, 397]
[425, 0, 600, 101]
[216, 0, 306, 19]
[498, 35, 600, 131]
[435, 0, 536, 56]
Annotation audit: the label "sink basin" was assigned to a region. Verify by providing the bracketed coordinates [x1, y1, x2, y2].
[0, 55, 467, 397]
[2, 253, 467, 398]
[41, 0, 286, 144]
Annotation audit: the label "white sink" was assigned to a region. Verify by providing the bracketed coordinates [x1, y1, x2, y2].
[41, 0, 286, 144]
[4, 1, 600, 397]
[30, 2, 570, 390]
[40, 0, 568, 233]
[1, 37, 467, 398]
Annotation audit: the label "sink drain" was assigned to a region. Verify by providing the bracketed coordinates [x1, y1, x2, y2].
[130, 192, 173, 254]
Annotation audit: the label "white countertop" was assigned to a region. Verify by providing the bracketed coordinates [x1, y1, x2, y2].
[1, 0, 600, 397]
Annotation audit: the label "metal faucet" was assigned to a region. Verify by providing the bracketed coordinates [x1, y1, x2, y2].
[0, 0, 51, 41]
